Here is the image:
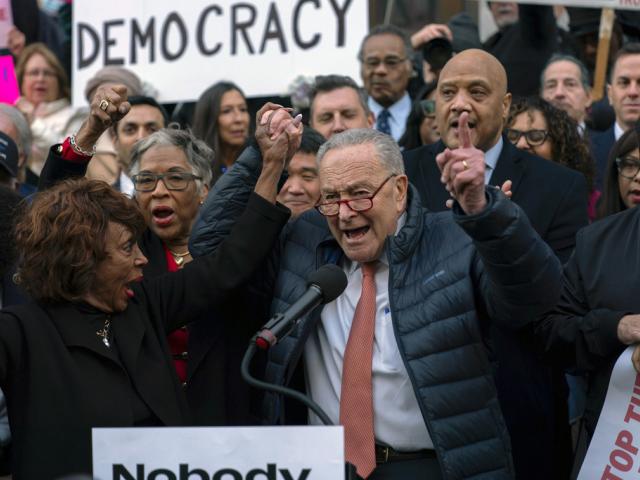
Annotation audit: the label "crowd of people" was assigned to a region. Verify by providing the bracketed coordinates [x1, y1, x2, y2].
[1, 2, 640, 479]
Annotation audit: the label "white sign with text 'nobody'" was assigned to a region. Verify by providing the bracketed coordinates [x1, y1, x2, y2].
[72, 0, 368, 106]
[93, 426, 344, 480]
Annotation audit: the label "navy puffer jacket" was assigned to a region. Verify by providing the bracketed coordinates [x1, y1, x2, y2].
[191, 146, 562, 480]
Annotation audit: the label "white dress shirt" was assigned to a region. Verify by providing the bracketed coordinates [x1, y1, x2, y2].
[304, 213, 433, 451]
[614, 122, 626, 141]
[368, 93, 412, 143]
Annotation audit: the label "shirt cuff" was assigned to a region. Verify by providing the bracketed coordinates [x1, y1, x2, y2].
[57, 137, 92, 164]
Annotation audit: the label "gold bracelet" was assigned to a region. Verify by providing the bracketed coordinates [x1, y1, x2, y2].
[69, 133, 96, 156]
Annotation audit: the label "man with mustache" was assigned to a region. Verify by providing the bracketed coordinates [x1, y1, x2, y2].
[404, 49, 588, 480]
[359, 25, 413, 142]
[591, 43, 640, 190]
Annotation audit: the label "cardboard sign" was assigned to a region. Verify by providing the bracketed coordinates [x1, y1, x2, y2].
[578, 347, 640, 480]
[92, 425, 345, 479]
[72, 0, 368, 106]
[0, 55, 19, 104]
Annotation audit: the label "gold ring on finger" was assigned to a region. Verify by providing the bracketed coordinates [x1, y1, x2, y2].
[462, 159, 470, 170]
[99, 99, 110, 112]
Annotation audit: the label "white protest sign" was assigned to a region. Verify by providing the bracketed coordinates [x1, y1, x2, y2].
[72, 0, 368, 106]
[509, 0, 640, 9]
[92, 426, 344, 479]
[578, 347, 640, 480]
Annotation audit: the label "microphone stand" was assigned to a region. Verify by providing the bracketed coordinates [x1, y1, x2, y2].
[241, 340, 332, 426]
[241, 338, 358, 480]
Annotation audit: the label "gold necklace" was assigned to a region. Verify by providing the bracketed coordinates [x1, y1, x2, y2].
[169, 249, 190, 267]
[96, 316, 111, 348]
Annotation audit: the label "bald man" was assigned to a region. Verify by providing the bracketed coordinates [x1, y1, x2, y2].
[404, 49, 587, 480]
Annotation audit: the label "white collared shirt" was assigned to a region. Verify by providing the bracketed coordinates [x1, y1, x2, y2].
[484, 136, 504, 185]
[368, 93, 412, 142]
[304, 213, 434, 451]
[614, 122, 626, 141]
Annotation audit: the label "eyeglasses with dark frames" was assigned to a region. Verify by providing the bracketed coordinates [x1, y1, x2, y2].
[506, 128, 549, 147]
[132, 172, 202, 192]
[315, 175, 396, 217]
[615, 156, 640, 180]
[420, 99, 436, 117]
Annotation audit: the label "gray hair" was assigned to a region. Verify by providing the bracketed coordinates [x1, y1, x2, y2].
[541, 54, 591, 93]
[0, 104, 32, 160]
[317, 128, 405, 176]
[128, 127, 213, 194]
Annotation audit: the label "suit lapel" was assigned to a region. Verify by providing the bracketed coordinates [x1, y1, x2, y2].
[112, 301, 184, 425]
[423, 142, 450, 211]
[45, 304, 121, 366]
[488, 139, 525, 196]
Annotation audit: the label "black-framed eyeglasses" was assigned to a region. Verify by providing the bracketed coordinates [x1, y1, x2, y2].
[506, 128, 549, 147]
[315, 175, 396, 217]
[131, 172, 202, 192]
[361, 56, 408, 69]
[615, 156, 640, 180]
[420, 99, 436, 117]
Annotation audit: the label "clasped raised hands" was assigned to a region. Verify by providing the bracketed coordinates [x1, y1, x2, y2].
[255, 103, 303, 173]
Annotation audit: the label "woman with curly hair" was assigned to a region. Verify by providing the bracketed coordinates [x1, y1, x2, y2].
[505, 97, 599, 220]
[0, 126, 291, 476]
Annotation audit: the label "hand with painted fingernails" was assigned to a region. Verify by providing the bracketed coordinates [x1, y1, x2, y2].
[255, 103, 303, 171]
[74, 85, 131, 153]
[254, 103, 303, 204]
[436, 111, 487, 215]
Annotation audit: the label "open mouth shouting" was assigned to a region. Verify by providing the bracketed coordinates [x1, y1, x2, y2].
[124, 276, 143, 299]
[151, 205, 175, 227]
[343, 225, 370, 242]
[628, 188, 640, 205]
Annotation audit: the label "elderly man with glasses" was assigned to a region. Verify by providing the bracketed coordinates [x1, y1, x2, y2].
[359, 25, 414, 142]
[190, 102, 561, 479]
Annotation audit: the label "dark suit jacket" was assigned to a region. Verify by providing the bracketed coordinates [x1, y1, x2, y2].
[1, 269, 26, 309]
[404, 138, 588, 263]
[589, 126, 615, 192]
[0, 193, 288, 478]
[404, 138, 588, 480]
[483, 5, 558, 97]
[38, 148, 271, 427]
[536, 205, 640, 453]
